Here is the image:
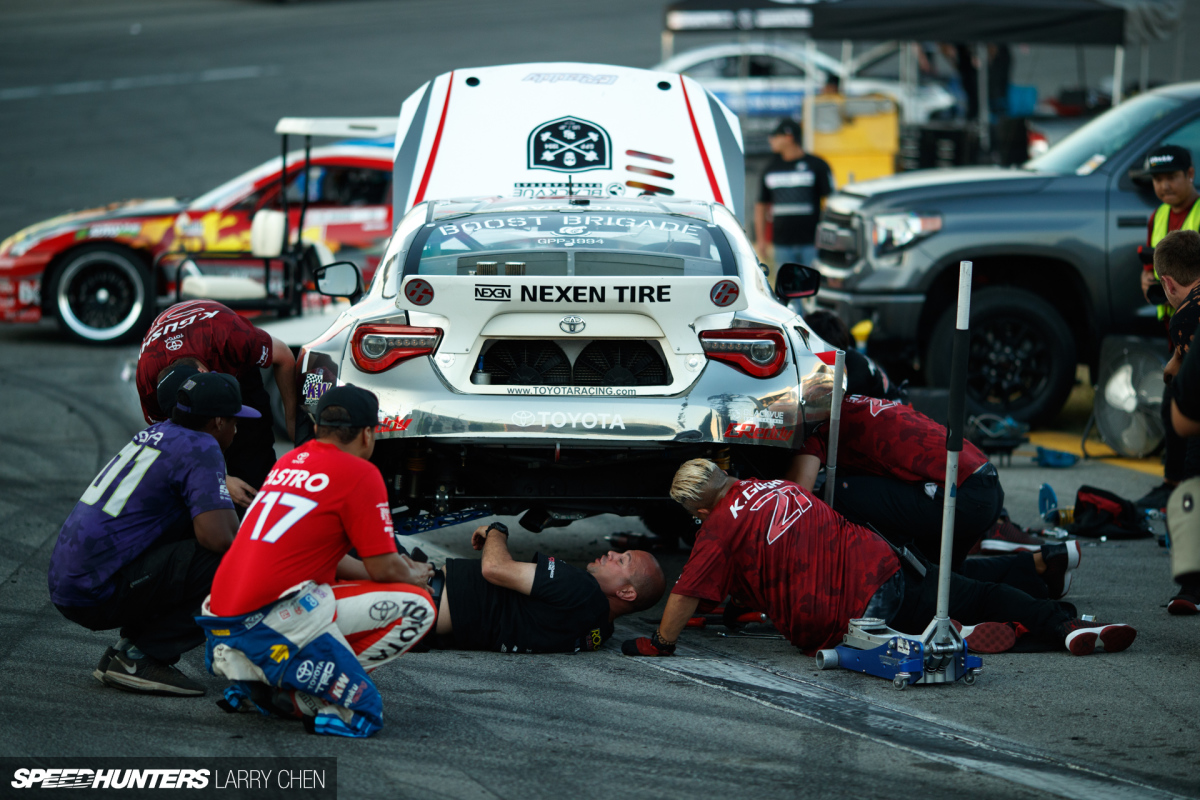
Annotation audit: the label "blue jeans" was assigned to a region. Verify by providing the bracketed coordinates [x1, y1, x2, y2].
[774, 243, 816, 267]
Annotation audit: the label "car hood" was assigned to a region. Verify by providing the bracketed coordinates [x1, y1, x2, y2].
[840, 167, 1054, 207]
[1, 197, 185, 256]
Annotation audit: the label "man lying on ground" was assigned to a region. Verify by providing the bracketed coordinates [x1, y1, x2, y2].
[197, 385, 434, 738]
[49, 373, 250, 696]
[423, 522, 665, 653]
[623, 459, 1135, 658]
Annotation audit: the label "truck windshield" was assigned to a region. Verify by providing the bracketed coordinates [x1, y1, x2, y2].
[1026, 93, 1183, 175]
[409, 212, 731, 277]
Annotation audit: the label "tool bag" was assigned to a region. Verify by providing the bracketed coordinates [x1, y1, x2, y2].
[1065, 486, 1151, 539]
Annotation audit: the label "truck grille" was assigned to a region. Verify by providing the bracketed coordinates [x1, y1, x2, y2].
[816, 210, 861, 269]
[481, 340, 670, 386]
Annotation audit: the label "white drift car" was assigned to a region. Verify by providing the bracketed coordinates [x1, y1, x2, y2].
[297, 63, 835, 535]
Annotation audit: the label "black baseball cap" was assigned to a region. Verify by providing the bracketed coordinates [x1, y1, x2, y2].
[176, 373, 261, 419]
[316, 384, 380, 428]
[157, 363, 200, 416]
[1144, 145, 1193, 174]
[771, 118, 802, 139]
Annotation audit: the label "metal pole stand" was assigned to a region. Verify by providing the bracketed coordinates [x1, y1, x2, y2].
[816, 262, 982, 689]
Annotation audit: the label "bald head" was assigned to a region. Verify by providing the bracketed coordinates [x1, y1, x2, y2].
[586, 549, 666, 615]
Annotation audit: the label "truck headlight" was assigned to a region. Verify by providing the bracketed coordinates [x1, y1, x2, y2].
[870, 213, 942, 258]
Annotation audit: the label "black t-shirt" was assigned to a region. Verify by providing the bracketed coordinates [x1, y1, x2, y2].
[758, 153, 834, 246]
[445, 552, 613, 654]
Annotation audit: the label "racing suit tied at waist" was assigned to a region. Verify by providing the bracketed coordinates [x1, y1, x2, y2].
[196, 581, 385, 738]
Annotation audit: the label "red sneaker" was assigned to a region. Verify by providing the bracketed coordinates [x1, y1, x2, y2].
[952, 620, 1018, 654]
[1062, 622, 1137, 655]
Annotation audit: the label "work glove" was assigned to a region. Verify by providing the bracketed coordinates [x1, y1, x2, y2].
[621, 632, 676, 657]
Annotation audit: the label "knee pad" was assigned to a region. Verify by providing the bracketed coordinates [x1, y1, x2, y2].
[1167, 477, 1200, 581]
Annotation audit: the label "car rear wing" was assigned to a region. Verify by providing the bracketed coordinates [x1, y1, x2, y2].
[389, 62, 745, 220]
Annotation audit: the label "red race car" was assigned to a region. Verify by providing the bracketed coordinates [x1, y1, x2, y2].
[0, 132, 394, 343]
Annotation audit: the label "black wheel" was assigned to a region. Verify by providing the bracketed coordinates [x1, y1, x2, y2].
[640, 505, 700, 548]
[926, 287, 1076, 427]
[49, 245, 155, 343]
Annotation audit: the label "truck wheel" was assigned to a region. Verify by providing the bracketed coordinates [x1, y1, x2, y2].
[49, 245, 155, 344]
[926, 287, 1075, 427]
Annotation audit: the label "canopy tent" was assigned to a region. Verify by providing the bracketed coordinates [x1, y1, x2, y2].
[807, 0, 1125, 45]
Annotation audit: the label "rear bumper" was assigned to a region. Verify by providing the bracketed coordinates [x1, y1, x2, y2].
[350, 354, 808, 449]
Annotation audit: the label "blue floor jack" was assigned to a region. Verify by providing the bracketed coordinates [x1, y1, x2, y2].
[814, 261, 983, 690]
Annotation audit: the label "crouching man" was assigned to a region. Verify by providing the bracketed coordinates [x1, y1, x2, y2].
[49, 372, 249, 696]
[197, 385, 435, 738]
[428, 522, 666, 653]
[623, 460, 1136, 658]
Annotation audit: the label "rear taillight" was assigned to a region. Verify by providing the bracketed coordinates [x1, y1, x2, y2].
[699, 328, 787, 378]
[351, 325, 442, 373]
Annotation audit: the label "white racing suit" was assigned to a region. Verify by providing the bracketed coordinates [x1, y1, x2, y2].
[196, 580, 435, 738]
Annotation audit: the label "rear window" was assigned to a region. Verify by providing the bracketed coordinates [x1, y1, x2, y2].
[406, 212, 733, 277]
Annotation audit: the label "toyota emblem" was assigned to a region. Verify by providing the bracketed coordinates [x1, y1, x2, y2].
[511, 411, 537, 427]
[405, 278, 434, 306]
[711, 280, 739, 307]
[560, 315, 586, 334]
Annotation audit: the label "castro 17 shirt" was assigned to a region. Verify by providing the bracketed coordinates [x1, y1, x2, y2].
[672, 478, 899, 654]
[800, 395, 989, 487]
[135, 300, 274, 423]
[49, 421, 234, 607]
[209, 440, 398, 617]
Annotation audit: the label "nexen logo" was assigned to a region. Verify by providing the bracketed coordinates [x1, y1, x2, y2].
[475, 285, 511, 301]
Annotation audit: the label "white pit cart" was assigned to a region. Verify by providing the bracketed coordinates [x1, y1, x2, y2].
[298, 62, 836, 535]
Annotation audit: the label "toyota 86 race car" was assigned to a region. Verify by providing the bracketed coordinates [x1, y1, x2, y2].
[0, 135, 394, 343]
[297, 62, 837, 535]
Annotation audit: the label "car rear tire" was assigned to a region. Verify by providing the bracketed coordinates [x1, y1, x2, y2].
[50, 245, 155, 344]
[925, 287, 1076, 427]
[641, 504, 700, 548]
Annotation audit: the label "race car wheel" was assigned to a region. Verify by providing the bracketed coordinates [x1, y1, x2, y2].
[51, 245, 155, 344]
[641, 505, 700, 548]
[925, 287, 1075, 427]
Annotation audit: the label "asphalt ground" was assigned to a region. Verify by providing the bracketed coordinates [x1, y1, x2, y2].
[1, 2, 1198, 798]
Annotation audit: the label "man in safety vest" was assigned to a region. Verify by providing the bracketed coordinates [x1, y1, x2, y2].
[1142, 145, 1200, 318]
[1137, 146, 1200, 512]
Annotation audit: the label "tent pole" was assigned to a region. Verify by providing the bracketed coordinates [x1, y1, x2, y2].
[841, 40, 853, 76]
[1112, 45, 1125, 106]
[662, 30, 674, 63]
[804, 38, 817, 154]
[1139, 42, 1149, 94]
[976, 43, 990, 158]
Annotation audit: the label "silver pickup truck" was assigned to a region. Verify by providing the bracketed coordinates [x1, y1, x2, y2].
[813, 83, 1200, 424]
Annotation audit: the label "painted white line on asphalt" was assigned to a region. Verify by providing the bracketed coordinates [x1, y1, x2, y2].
[0, 66, 278, 101]
[625, 649, 1189, 800]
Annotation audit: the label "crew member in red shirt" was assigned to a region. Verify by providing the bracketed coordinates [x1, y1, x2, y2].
[788, 395, 1001, 571]
[622, 459, 1136, 658]
[201, 385, 434, 736]
[136, 300, 298, 504]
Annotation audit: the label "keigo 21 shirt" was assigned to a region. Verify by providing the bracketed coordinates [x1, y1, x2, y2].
[209, 441, 398, 616]
[672, 478, 899, 654]
[800, 395, 988, 487]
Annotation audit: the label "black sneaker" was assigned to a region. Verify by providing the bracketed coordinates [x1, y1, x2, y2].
[92, 646, 118, 685]
[1135, 482, 1176, 510]
[102, 651, 205, 697]
[1168, 582, 1200, 615]
[1041, 540, 1082, 599]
